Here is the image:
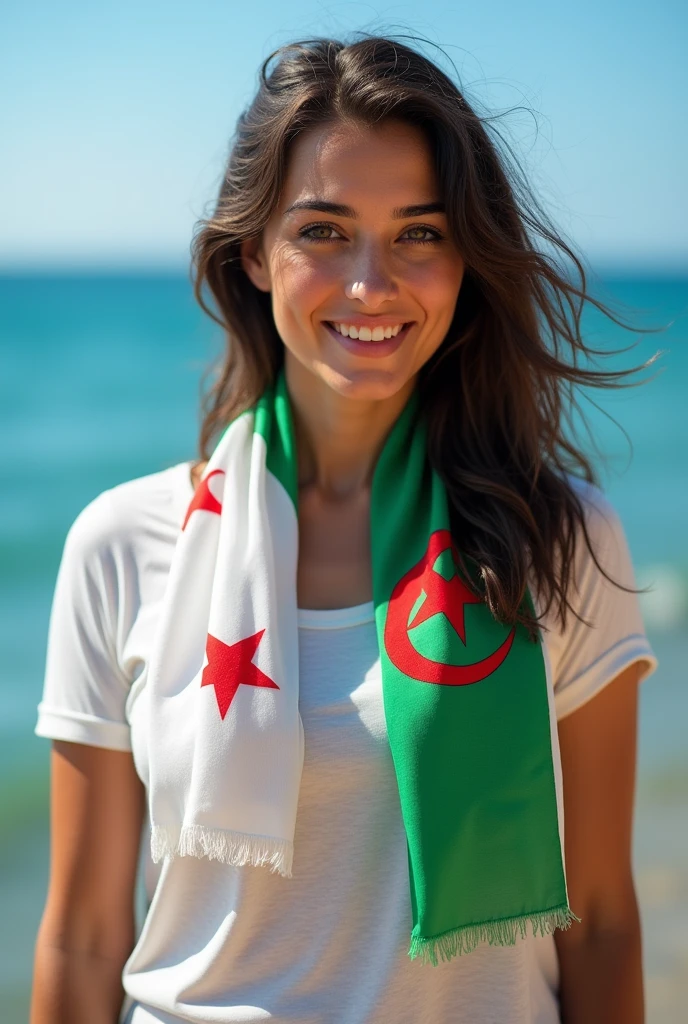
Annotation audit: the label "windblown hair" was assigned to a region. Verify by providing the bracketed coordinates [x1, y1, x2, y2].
[190, 33, 659, 636]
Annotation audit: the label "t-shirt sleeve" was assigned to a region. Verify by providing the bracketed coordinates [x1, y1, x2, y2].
[35, 491, 133, 751]
[549, 481, 658, 720]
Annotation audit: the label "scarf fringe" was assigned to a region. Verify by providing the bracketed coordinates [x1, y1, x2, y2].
[150, 824, 294, 877]
[408, 905, 580, 966]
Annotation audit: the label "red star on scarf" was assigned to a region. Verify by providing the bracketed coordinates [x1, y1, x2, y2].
[201, 631, 279, 720]
[408, 555, 481, 644]
[182, 469, 225, 530]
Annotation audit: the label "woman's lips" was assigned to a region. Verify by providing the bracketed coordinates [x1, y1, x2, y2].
[323, 320, 414, 358]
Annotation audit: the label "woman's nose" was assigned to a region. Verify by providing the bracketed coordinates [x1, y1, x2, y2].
[344, 247, 399, 307]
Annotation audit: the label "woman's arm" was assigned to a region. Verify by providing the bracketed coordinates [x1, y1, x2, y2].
[554, 661, 645, 1024]
[31, 740, 145, 1024]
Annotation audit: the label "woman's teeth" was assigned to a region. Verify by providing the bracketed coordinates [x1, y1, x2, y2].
[330, 322, 405, 341]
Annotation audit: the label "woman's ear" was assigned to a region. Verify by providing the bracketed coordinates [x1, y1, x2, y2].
[240, 236, 271, 293]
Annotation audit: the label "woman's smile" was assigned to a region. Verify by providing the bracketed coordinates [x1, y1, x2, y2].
[322, 318, 414, 358]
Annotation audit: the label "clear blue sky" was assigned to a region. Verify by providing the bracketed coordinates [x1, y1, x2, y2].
[1, 0, 685, 271]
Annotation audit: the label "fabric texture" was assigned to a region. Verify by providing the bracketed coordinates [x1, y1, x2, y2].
[35, 457, 657, 1024]
[137, 372, 572, 963]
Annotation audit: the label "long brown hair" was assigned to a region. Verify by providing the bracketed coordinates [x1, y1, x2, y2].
[189, 33, 662, 636]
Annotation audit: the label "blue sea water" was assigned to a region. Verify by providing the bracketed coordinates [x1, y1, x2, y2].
[0, 271, 687, 1015]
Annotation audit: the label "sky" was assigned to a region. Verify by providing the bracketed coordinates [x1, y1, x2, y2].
[1, 0, 685, 272]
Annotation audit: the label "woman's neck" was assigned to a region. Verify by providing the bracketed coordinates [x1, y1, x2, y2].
[285, 354, 414, 500]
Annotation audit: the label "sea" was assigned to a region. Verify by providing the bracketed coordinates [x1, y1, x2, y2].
[1, 270, 686, 1021]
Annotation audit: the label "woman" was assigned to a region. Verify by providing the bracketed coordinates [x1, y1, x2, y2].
[31, 34, 658, 1024]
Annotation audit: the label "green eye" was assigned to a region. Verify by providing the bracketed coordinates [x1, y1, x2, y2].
[402, 226, 444, 244]
[298, 222, 444, 244]
[299, 223, 343, 242]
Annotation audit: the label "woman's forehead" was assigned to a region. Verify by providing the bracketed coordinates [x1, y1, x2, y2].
[278, 120, 441, 216]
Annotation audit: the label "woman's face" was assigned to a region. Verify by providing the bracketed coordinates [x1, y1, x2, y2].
[241, 118, 465, 404]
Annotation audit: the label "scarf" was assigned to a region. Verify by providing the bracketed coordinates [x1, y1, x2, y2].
[143, 368, 575, 965]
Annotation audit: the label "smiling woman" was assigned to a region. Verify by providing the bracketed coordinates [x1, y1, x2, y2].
[32, 33, 658, 1024]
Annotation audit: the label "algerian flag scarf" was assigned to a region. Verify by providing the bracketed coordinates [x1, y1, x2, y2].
[144, 367, 575, 965]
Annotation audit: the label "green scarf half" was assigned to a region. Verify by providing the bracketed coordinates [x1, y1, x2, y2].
[254, 368, 574, 963]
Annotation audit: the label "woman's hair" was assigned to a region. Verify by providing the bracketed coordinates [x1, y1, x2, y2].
[190, 33, 660, 636]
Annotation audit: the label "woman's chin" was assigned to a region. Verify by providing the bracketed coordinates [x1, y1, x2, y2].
[313, 359, 416, 403]
[282, 344, 418, 406]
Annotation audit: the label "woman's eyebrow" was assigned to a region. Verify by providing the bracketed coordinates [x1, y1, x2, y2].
[283, 200, 446, 218]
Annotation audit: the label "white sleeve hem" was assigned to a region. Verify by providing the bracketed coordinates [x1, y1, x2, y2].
[34, 702, 133, 752]
[554, 634, 658, 721]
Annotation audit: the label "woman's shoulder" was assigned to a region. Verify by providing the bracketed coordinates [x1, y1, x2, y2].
[61, 461, 194, 572]
[539, 471, 635, 614]
[37, 463, 194, 750]
[542, 473, 657, 716]
[560, 472, 629, 574]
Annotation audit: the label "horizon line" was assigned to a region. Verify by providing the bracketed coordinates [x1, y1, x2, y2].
[1, 261, 686, 281]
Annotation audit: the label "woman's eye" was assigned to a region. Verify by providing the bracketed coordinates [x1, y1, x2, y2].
[300, 223, 343, 242]
[401, 226, 444, 244]
[299, 223, 444, 244]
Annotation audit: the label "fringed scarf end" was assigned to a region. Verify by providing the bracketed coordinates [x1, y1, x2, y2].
[408, 905, 580, 966]
[150, 824, 293, 877]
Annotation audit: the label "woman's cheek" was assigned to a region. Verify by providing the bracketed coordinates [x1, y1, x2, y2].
[272, 249, 334, 319]
[267, 260, 326, 356]
[404, 253, 462, 296]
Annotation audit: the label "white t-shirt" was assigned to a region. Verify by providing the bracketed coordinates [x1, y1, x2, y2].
[35, 462, 657, 1024]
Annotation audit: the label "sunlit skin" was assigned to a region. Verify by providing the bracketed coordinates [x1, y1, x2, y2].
[240, 118, 465, 500]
